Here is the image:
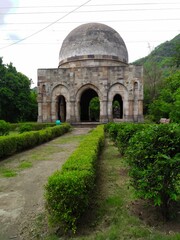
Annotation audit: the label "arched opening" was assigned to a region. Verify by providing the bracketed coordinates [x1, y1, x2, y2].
[80, 89, 99, 121]
[113, 94, 123, 119]
[57, 95, 66, 122]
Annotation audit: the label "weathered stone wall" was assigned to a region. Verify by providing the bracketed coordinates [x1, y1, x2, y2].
[37, 63, 143, 123]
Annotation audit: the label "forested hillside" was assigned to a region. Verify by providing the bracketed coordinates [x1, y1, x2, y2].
[133, 34, 180, 68]
[133, 34, 180, 123]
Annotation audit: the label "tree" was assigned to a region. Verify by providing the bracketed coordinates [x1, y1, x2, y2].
[89, 97, 100, 121]
[0, 57, 38, 122]
[149, 71, 180, 122]
[143, 58, 163, 114]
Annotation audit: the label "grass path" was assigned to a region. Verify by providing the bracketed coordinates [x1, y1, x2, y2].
[0, 128, 90, 240]
[0, 133, 179, 240]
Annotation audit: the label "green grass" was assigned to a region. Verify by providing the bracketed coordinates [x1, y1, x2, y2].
[0, 168, 17, 177]
[18, 161, 33, 169]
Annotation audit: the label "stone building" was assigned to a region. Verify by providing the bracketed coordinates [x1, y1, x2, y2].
[37, 23, 143, 123]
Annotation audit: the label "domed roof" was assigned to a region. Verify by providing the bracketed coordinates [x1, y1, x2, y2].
[59, 23, 128, 66]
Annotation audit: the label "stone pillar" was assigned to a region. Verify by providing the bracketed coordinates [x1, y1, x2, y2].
[125, 100, 134, 122]
[69, 100, 76, 122]
[107, 100, 113, 122]
[51, 100, 57, 122]
[46, 100, 51, 122]
[37, 101, 42, 122]
[137, 100, 144, 122]
[74, 100, 80, 122]
[100, 100, 108, 123]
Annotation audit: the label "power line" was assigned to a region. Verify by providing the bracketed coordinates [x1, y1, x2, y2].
[1, 8, 180, 15]
[0, 2, 180, 9]
[3, 19, 180, 25]
[0, 0, 92, 50]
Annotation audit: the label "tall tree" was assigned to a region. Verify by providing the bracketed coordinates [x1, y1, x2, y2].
[149, 71, 180, 122]
[0, 57, 37, 122]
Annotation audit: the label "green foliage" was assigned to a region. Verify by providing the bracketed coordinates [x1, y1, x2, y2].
[104, 122, 123, 142]
[126, 124, 180, 219]
[89, 97, 100, 121]
[133, 34, 180, 67]
[149, 71, 180, 122]
[19, 123, 33, 133]
[133, 34, 180, 118]
[45, 125, 105, 233]
[0, 123, 71, 159]
[0, 57, 38, 122]
[0, 120, 10, 136]
[116, 123, 146, 155]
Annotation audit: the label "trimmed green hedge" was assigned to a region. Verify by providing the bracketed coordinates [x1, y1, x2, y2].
[45, 125, 105, 233]
[0, 123, 71, 159]
[10, 122, 56, 131]
[0, 120, 10, 136]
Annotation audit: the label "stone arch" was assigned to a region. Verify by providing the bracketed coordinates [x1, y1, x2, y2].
[108, 83, 128, 121]
[75, 84, 102, 122]
[51, 84, 70, 122]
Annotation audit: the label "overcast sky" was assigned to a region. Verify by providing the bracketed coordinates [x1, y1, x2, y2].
[0, 0, 179, 87]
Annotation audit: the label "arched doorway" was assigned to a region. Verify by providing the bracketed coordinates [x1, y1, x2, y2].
[113, 94, 123, 119]
[80, 89, 99, 121]
[57, 95, 66, 122]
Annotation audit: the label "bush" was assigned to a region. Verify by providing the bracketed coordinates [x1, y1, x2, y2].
[0, 123, 71, 159]
[0, 120, 10, 136]
[116, 123, 147, 155]
[18, 123, 33, 133]
[104, 122, 124, 142]
[126, 124, 180, 220]
[45, 125, 105, 233]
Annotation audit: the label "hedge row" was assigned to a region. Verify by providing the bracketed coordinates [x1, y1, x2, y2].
[0, 123, 71, 159]
[10, 122, 56, 131]
[105, 123, 180, 220]
[45, 125, 105, 233]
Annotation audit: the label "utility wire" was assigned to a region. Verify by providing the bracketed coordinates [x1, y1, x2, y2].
[1, 8, 180, 15]
[3, 19, 180, 25]
[0, 0, 92, 50]
[0, 2, 180, 9]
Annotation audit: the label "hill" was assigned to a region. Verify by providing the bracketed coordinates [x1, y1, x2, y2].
[133, 34, 180, 68]
[132, 34, 180, 122]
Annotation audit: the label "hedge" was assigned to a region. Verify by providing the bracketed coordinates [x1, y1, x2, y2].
[45, 125, 105, 233]
[0, 120, 10, 136]
[0, 123, 71, 159]
[10, 122, 56, 131]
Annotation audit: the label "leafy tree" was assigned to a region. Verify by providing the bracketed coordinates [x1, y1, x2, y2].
[0, 57, 38, 122]
[89, 97, 100, 121]
[149, 71, 180, 122]
[143, 58, 163, 114]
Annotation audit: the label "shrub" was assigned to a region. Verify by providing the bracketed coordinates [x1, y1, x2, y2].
[18, 123, 33, 133]
[104, 122, 125, 143]
[126, 124, 180, 220]
[0, 120, 10, 136]
[45, 125, 104, 233]
[0, 123, 71, 159]
[116, 123, 147, 155]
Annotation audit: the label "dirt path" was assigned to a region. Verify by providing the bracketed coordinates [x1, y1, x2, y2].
[0, 128, 90, 240]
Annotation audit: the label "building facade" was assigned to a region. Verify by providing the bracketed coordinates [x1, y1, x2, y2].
[37, 23, 143, 123]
